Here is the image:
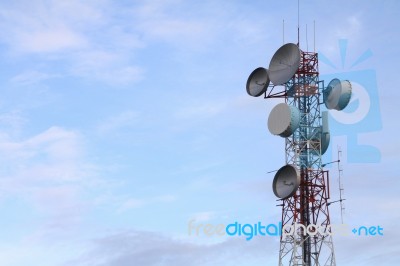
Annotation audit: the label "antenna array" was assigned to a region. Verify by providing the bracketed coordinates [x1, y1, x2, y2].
[245, 26, 353, 266]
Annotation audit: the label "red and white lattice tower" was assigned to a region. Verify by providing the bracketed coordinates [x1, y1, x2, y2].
[279, 50, 336, 266]
[246, 41, 352, 264]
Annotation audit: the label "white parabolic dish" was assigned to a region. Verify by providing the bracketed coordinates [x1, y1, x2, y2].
[268, 103, 300, 138]
[321, 111, 330, 155]
[246, 67, 270, 97]
[324, 78, 352, 111]
[324, 78, 341, 109]
[272, 164, 300, 199]
[268, 43, 301, 85]
[336, 80, 352, 111]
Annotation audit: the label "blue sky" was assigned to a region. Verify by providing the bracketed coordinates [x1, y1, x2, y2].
[0, 0, 399, 265]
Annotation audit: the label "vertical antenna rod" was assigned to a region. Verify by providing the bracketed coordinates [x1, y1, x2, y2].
[297, 0, 300, 46]
[313, 20, 316, 53]
[283, 19, 285, 44]
[306, 24, 308, 51]
[337, 147, 345, 224]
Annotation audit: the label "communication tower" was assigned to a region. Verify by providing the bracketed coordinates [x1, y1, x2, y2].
[245, 30, 352, 266]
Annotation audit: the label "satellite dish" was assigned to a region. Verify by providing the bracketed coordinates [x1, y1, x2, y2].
[324, 78, 341, 110]
[336, 80, 352, 111]
[321, 130, 330, 155]
[268, 103, 300, 138]
[322, 111, 329, 133]
[324, 79, 352, 111]
[321, 111, 330, 155]
[269, 43, 301, 85]
[272, 164, 300, 199]
[246, 67, 270, 97]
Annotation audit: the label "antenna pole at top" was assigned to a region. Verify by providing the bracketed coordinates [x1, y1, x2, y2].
[313, 20, 316, 53]
[283, 19, 285, 44]
[297, 0, 300, 46]
[306, 24, 308, 51]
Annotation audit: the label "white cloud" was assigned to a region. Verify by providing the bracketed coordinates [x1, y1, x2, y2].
[0, 0, 274, 87]
[96, 110, 140, 135]
[17, 27, 87, 53]
[68, 49, 145, 85]
[0, 126, 97, 234]
[118, 198, 145, 211]
[133, 0, 207, 40]
[174, 102, 227, 120]
[0, 1, 90, 54]
[117, 194, 177, 213]
[0, 0, 144, 86]
[94, 66, 144, 86]
[68, 229, 276, 266]
[0, 110, 27, 137]
[190, 211, 215, 222]
[335, 15, 362, 39]
[10, 70, 59, 86]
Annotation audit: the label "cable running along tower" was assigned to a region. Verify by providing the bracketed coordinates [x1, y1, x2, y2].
[245, 21, 352, 266]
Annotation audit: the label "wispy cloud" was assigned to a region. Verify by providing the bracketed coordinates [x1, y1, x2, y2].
[10, 70, 59, 86]
[0, 0, 144, 86]
[174, 102, 227, 120]
[16, 26, 87, 53]
[68, 229, 275, 266]
[131, 0, 212, 47]
[0, 0, 275, 87]
[96, 110, 140, 135]
[117, 194, 177, 213]
[0, 126, 97, 235]
[335, 15, 362, 39]
[189, 211, 215, 222]
[0, 110, 27, 137]
[0, 1, 91, 54]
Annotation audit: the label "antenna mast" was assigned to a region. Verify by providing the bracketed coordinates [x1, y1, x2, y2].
[306, 24, 309, 52]
[297, 0, 300, 46]
[283, 19, 285, 44]
[313, 20, 316, 53]
[337, 147, 346, 224]
[245, 0, 355, 263]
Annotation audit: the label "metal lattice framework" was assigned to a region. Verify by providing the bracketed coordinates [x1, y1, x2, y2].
[276, 51, 336, 266]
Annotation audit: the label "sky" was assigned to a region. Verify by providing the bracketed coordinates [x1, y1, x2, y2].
[0, 0, 399, 265]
